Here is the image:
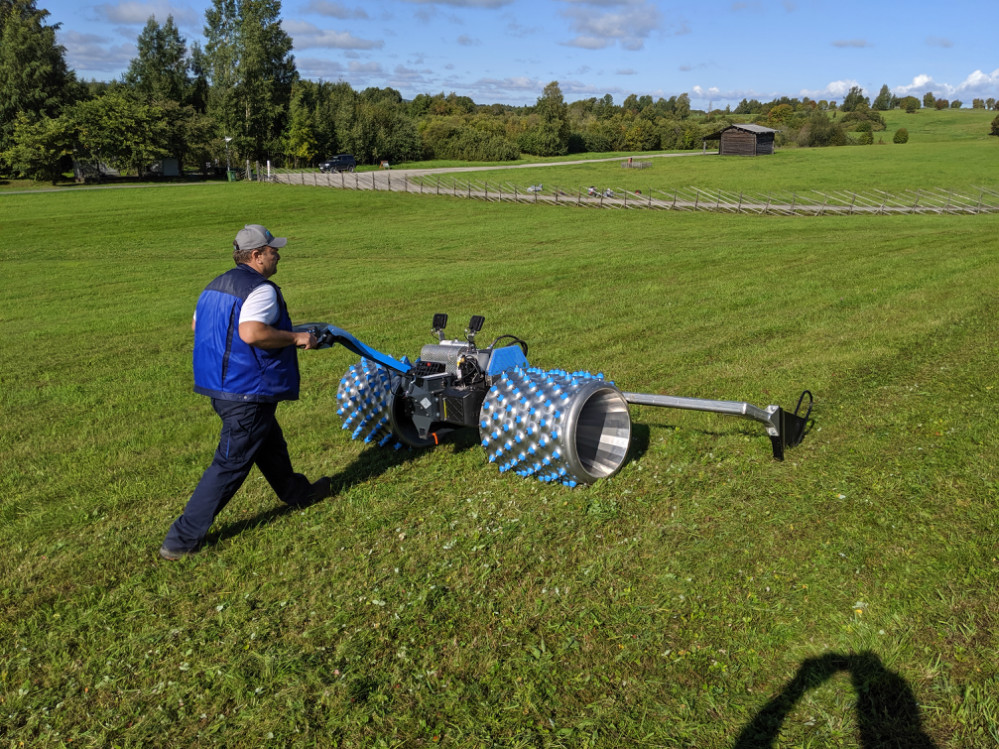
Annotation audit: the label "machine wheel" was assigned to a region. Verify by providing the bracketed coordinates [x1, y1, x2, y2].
[479, 367, 632, 487]
[336, 359, 399, 447]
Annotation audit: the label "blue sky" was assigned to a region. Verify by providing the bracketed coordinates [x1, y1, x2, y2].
[42, 0, 999, 108]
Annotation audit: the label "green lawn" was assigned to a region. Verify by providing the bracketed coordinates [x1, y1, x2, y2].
[1, 165, 997, 747]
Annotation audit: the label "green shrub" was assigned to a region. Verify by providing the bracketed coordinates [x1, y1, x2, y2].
[893, 127, 909, 144]
[580, 131, 613, 153]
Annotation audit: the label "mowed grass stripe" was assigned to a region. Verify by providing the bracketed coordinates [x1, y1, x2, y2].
[1, 178, 997, 747]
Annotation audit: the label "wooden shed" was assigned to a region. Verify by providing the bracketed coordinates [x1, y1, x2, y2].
[704, 124, 777, 156]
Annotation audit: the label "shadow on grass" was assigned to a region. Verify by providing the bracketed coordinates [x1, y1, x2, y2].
[733, 651, 938, 749]
[626, 422, 653, 464]
[207, 426, 481, 545]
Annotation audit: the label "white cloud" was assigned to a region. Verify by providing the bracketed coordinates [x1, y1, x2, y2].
[303, 1, 368, 20]
[558, 0, 662, 51]
[893, 74, 935, 96]
[800, 79, 863, 99]
[959, 68, 999, 90]
[925, 36, 952, 48]
[923, 68, 999, 98]
[565, 35, 612, 50]
[295, 56, 347, 79]
[284, 20, 384, 50]
[59, 30, 135, 75]
[831, 39, 872, 48]
[349, 61, 384, 74]
[93, 1, 198, 27]
[398, 0, 514, 7]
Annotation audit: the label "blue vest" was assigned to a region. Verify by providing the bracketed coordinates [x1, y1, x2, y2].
[192, 264, 300, 403]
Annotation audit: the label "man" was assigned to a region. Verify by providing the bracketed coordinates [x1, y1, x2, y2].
[160, 224, 330, 560]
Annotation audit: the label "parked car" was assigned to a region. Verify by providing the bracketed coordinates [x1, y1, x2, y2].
[319, 154, 356, 173]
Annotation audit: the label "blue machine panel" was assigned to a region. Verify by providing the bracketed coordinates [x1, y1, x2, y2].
[486, 345, 529, 375]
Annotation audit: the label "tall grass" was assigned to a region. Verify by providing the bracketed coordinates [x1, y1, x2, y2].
[1, 171, 998, 747]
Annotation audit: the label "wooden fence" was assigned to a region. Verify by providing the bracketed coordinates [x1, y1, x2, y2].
[266, 170, 999, 216]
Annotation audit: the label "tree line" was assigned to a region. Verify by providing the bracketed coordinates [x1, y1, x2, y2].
[3, 0, 998, 182]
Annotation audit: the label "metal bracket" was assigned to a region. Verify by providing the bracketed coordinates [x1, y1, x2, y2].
[622, 389, 813, 460]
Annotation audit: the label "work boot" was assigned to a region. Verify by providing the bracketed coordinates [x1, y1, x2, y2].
[292, 477, 332, 508]
[159, 544, 196, 561]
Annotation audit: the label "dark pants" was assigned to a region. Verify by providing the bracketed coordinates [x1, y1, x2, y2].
[163, 399, 311, 552]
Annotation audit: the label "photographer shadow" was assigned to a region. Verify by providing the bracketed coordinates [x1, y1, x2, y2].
[733, 651, 938, 749]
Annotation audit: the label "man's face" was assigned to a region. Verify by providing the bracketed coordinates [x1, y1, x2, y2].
[255, 246, 280, 278]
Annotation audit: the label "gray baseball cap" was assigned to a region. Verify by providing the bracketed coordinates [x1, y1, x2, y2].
[233, 224, 287, 251]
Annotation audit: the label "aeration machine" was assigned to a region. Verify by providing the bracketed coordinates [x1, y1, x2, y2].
[298, 315, 812, 487]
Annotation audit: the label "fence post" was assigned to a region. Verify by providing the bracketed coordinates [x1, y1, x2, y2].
[737, 192, 743, 213]
[672, 190, 677, 210]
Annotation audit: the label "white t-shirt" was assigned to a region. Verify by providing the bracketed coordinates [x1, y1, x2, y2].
[193, 284, 279, 326]
[239, 284, 279, 325]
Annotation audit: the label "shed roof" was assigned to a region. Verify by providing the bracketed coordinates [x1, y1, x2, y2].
[703, 123, 778, 140]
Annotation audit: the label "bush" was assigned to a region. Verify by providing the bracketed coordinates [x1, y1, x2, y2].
[446, 130, 519, 161]
[893, 127, 909, 144]
[795, 112, 847, 147]
[580, 131, 614, 153]
[991, 115, 999, 137]
[566, 133, 586, 154]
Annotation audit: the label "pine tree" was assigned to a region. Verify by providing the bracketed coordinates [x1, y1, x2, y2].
[0, 0, 76, 167]
[872, 84, 893, 111]
[123, 15, 191, 105]
[528, 81, 570, 156]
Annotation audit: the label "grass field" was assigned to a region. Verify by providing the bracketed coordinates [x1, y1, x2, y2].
[1, 133, 998, 748]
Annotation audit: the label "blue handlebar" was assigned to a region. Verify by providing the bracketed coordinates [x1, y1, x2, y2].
[316, 324, 412, 374]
